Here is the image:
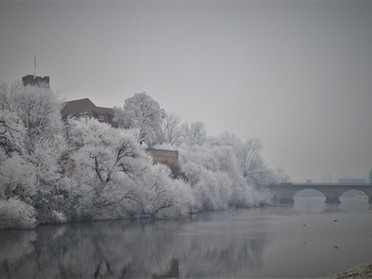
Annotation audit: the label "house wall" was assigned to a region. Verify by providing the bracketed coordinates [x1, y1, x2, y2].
[146, 149, 181, 177]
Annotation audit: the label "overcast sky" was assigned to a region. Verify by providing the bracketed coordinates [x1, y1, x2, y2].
[1, 0, 372, 182]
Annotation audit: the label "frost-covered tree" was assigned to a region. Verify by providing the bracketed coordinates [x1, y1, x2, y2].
[272, 167, 291, 184]
[156, 125, 274, 210]
[0, 154, 36, 201]
[0, 82, 68, 225]
[238, 138, 268, 188]
[180, 121, 206, 146]
[0, 198, 37, 229]
[0, 83, 27, 155]
[162, 112, 182, 145]
[130, 164, 194, 218]
[65, 118, 193, 220]
[0, 83, 64, 153]
[114, 92, 165, 146]
[0, 110, 27, 155]
[218, 133, 273, 188]
[176, 140, 269, 211]
[65, 118, 150, 220]
[0, 84, 284, 228]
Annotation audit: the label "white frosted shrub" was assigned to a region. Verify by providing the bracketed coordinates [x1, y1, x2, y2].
[135, 164, 194, 218]
[0, 198, 37, 229]
[176, 140, 270, 210]
[0, 110, 27, 155]
[51, 210, 68, 224]
[0, 155, 36, 200]
[192, 170, 232, 210]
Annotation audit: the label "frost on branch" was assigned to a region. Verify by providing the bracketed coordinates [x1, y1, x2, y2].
[0, 84, 283, 228]
[0, 198, 37, 229]
[162, 112, 182, 145]
[0, 83, 67, 226]
[218, 134, 271, 189]
[0, 155, 36, 201]
[130, 164, 194, 218]
[174, 137, 272, 210]
[0, 83, 63, 153]
[0, 110, 27, 155]
[114, 92, 165, 146]
[65, 118, 194, 220]
[180, 122, 207, 146]
[66, 118, 151, 219]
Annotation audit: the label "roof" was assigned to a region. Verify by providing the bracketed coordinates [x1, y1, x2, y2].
[61, 98, 117, 127]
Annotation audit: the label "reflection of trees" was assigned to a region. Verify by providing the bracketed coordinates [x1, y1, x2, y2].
[0, 213, 268, 278]
[0, 230, 37, 278]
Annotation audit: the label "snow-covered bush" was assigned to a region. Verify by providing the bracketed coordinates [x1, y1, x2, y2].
[0, 155, 36, 201]
[0, 110, 27, 155]
[50, 210, 67, 224]
[131, 164, 194, 218]
[0, 198, 37, 229]
[178, 142, 268, 210]
[192, 170, 233, 210]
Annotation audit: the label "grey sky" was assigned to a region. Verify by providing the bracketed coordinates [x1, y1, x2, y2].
[1, 1, 372, 182]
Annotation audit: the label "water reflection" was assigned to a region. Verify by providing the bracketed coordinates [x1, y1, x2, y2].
[294, 196, 371, 213]
[0, 213, 268, 278]
[1, 199, 371, 278]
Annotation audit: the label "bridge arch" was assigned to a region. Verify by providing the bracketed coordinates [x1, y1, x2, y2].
[340, 189, 369, 197]
[339, 189, 370, 202]
[293, 189, 326, 199]
[268, 183, 372, 204]
[292, 187, 338, 203]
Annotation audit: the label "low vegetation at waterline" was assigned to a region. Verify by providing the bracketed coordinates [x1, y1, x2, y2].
[0, 83, 288, 229]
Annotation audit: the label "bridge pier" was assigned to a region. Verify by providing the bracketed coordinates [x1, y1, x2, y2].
[325, 196, 340, 204]
[278, 197, 294, 204]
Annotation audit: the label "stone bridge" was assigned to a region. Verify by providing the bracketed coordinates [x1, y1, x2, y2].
[267, 183, 372, 203]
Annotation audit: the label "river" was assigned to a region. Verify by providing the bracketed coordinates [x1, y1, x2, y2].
[0, 196, 371, 278]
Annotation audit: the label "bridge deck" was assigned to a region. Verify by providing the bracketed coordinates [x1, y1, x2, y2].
[267, 183, 372, 203]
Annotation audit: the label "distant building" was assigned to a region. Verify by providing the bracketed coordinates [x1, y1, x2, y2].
[22, 74, 50, 88]
[61, 98, 117, 127]
[146, 149, 179, 176]
[146, 149, 187, 180]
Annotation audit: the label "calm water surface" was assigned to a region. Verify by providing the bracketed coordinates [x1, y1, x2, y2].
[0, 197, 371, 278]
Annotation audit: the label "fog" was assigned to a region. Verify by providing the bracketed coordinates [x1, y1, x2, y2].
[1, 1, 372, 181]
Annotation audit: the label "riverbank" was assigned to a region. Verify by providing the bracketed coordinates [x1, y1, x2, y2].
[328, 263, 372, 278]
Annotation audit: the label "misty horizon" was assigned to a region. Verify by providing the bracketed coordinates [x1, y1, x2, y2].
[1, 1, 372, 182]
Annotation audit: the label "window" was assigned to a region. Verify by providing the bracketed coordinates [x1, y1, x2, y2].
[97, 114, 105, 121]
